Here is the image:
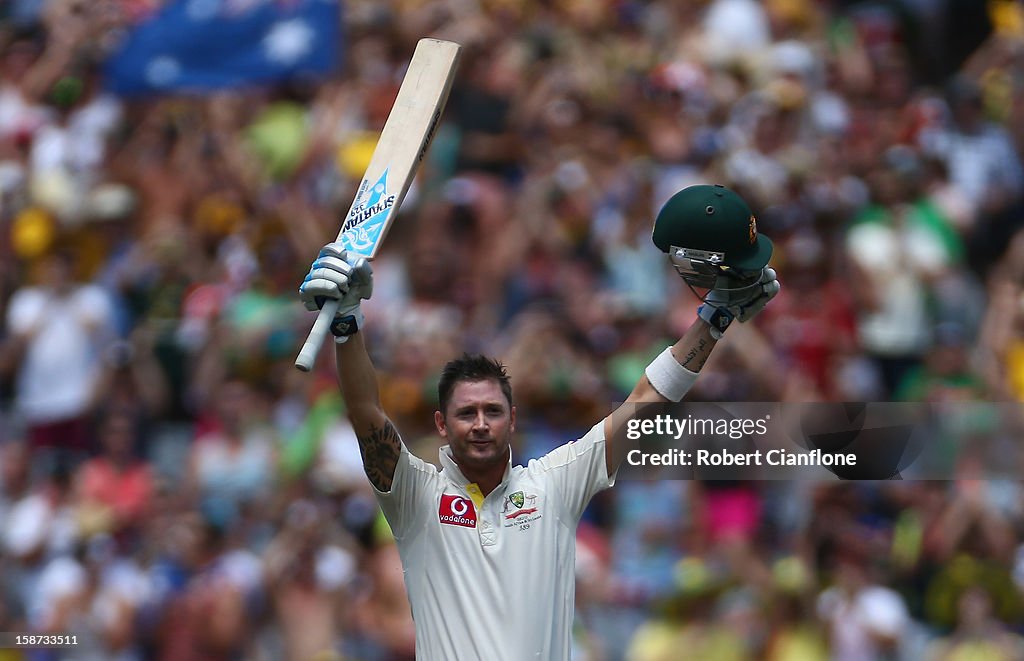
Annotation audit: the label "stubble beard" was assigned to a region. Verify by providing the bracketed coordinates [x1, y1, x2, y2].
[455, 432, 510, 471]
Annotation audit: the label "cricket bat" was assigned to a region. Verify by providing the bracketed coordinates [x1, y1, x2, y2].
[295, 38, 461, 371]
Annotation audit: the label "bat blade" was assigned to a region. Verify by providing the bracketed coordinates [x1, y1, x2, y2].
[295, 38, 461, 372]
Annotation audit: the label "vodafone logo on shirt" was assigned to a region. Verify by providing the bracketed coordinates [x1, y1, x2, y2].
[438, 494, 477, 528]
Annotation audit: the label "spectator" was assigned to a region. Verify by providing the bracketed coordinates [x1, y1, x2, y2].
[924, 75, 1024, 274]
[75, 409, 154, 536]
[264, 499, 355, 661]
[4, 249, 115, 460]
[152, 518, 257, 661]
[844, 155, 951, 396]
[187, 379, 278, 529]
[894, 322, 983, 402]
[928, 586, 1024, 660]
[816, 551, 910, 661]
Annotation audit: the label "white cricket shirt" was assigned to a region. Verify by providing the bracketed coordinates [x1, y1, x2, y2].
[373, 421, 614, 661]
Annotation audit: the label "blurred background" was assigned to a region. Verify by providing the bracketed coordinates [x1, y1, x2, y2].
[1, 0, 1024, 659]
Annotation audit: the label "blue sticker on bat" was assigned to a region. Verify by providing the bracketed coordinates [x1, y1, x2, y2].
[340, 169, 397, 256]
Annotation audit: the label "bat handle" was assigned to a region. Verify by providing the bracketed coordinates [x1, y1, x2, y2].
[295, 299, 340, 372]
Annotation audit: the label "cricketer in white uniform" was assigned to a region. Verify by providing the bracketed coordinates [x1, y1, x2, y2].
[377, 417, 611, 660]
[298, 185, 780, 660]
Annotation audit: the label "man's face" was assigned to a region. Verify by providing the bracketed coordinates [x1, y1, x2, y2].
[435, 379, 515, 472]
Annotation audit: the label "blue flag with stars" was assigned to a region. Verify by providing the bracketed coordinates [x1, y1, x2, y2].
[104, 0, 342, 96]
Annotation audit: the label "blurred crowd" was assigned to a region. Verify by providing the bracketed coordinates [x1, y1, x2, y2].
[2, 0, 1024, 659]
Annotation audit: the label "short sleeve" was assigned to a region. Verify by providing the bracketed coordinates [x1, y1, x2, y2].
[526, 422, 614, 523]
[371, 443, 440, 540]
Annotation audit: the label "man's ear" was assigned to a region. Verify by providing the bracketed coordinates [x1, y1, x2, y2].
[434, 410, 447, 439]
[509, 405, 516, 433]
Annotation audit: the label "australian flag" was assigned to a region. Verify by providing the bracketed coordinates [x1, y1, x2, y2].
[104, 0, 342, 96]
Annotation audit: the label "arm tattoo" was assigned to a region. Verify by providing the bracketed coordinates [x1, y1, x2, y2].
[680, 337, 710, 371]
[357, 420, 401, 492]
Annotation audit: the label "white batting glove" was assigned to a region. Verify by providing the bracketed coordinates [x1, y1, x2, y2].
[299, 243, 374, 342]
[697, 267, 780, 339]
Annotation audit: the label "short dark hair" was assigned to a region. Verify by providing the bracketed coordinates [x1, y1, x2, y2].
[438, 354, 512, 414]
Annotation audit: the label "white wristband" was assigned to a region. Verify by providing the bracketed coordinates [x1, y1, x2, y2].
[644, 347, 699, 402]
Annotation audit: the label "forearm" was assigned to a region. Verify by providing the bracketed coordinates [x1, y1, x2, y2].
[335, 332, 400, 491]
[334, 332, 386, 428]
[604, 318, 717, 472]
[670, 318, 718, 373]
[620, 319, 717, 403]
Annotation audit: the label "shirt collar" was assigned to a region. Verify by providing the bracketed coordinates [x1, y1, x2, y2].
[438, 445, 514, 492]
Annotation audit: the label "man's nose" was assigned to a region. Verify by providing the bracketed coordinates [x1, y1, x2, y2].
[472, 411, 489, 429]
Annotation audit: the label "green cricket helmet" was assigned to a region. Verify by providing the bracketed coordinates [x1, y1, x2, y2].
[652, 184, 773, 290]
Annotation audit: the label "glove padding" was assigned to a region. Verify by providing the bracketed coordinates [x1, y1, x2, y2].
[698, 267, 780, 338]
[299, 243, 374, 341]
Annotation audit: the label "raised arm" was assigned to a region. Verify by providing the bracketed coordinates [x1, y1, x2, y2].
[299, 243, 400, 491]
[602, 185, 781, 475]
[335, 333, 400, 491]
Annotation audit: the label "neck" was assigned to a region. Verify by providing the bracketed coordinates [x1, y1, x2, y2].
[456, 452, 509, 498]
[464, 470, 503, 497]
